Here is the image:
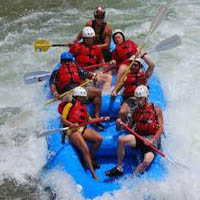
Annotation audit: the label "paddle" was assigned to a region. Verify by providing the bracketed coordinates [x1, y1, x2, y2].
[6, 79, 92, 127]
[34, 39, 68, 52]
[84, 62, 110, 71]
[113, 3, 168, 94]
[39, 117, 109, 137]
[120, 121, 189, 169]
[146, 34, 181, 54]
[24, 71, 51, 84]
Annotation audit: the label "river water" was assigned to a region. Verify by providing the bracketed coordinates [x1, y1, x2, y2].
[0, 0, 200, 199]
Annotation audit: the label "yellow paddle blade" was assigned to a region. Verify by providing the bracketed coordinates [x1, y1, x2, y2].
[34, 39, 52, 52]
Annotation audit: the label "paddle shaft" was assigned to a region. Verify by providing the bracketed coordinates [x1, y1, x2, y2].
[39, 117, 108, 137]
[84, 62, 109, 70]
[52, 44, 68, 47]
[120, 122, 165, 158]
[43, 79, 92, 106]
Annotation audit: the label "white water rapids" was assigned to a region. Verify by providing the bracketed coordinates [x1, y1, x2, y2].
[0, 0, 200, 199]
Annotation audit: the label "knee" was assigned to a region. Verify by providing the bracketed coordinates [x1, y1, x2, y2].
[119, 64, 127, 72]
[118, 109, 127, 118]
[118, 137, 126, 146]
[143, 154, 154, 167]
[96, 135, 103, 144]
[94, 88, 102, 97]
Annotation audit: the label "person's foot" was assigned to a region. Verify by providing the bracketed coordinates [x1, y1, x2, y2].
[91, 122, 105, 131]
[92, 160, 100, 169]
[105, 166, 123, 177]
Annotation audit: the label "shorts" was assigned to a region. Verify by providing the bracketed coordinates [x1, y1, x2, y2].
[135, 135, 161, 155]
[63, 126, 86, 138]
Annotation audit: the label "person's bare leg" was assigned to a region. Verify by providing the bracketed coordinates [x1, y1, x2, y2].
[69, 130, 98, 180]
[83, 128, 103, 159]
[96, 73, 112, 93]
[134, 152, 154, 176]
[118, 102, 130, 122]
[87, 87, 102, 118]
[114, 64, 127, 90]
[117, 134, 136, 170]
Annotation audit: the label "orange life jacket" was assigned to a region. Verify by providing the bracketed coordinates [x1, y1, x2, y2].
[71, 42, 102, 71]
[133, 103, 159, 135]
[57, 63, 81, 92]
[124, 70, 147, 98]
[113, 40, 138, 65]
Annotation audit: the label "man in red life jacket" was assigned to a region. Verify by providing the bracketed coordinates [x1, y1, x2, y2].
[69, 26, 112, 93]
[116, 56, 154, 126]
[110, 29, 140, 96]
[61, 87, 109, 180]
[73, 6, 113, 62]
[105, 85, 163, 177]
[50, 52, 105, 131]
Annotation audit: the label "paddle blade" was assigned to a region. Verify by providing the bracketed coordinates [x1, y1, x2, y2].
[24, 71, 51, 84]
[34, 39, 52, 52]
[154, 35, 181, 52]
[39, 127, 69, 138]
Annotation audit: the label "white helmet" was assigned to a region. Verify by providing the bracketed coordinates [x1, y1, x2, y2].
[73, 87, 87, 97]
[82, 26, 95, 38]
[129, 55, 142, 64]
[112, 29, 125, 42]
[134, 85, 149, 98]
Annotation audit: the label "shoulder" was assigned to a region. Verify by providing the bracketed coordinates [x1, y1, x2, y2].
[105, 23, 113, 34]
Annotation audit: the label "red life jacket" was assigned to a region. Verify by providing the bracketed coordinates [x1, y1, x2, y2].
[57, 63, 81, 92]
[58, 101, 67, 114]
[67, 99, 88, 123]
[124, 70, 147, 98]
[113, 40, 138, 65]
[71, 42, 102, 71]
[133, 104, 159, 135]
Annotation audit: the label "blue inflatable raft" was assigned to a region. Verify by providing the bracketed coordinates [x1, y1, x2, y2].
[42, 74, 167, 199]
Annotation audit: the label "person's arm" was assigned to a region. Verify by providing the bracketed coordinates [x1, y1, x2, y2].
[96, 24, 113, 50]
[50, 83, 60, 99]
[143, 54, 155, 79]
[50, 70, 60, 99]
[151, 106, 163, 144]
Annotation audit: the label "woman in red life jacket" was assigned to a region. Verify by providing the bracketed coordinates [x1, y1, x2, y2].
[110, 29, 140, 96]
[50, 52, 105, 131]
[105, 85, 163, 177]
[61, 87, 105, 180]
[116, 56, 154, 125]
[73, 6, 113, 62]
[69, 26, 112, 93]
